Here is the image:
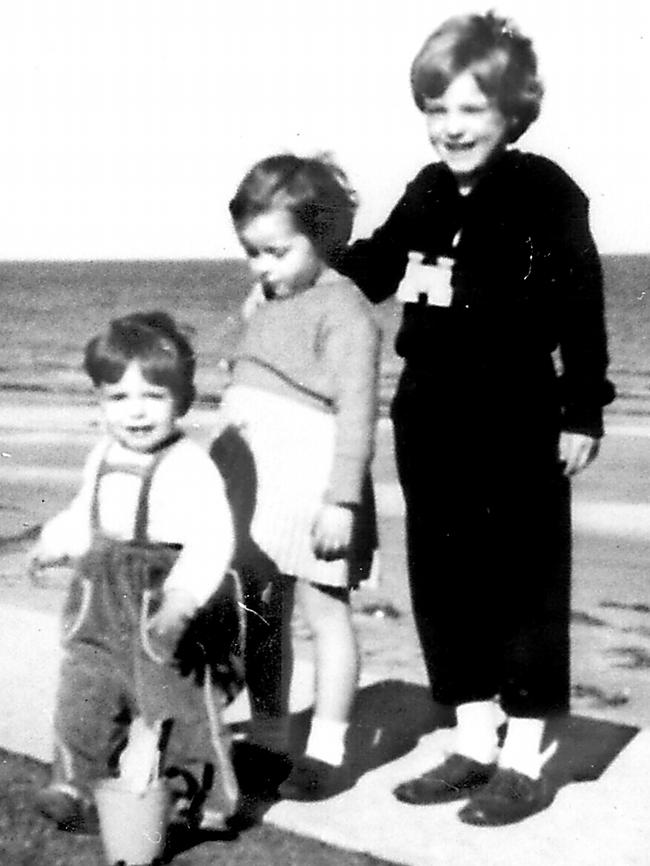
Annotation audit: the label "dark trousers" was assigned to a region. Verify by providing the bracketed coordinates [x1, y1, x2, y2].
[392, 371, 571, 718]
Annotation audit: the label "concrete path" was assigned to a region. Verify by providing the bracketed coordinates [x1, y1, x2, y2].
[1, 601, 647, 866]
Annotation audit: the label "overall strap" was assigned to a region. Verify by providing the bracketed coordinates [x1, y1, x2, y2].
[89, 442, 136, 533]
[132, 434, 183, 543]
[90, 434, 183, 541]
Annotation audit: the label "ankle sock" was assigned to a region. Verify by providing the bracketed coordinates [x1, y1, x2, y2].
[498, 716, 555, 780]
[305, 716, 348, 767]
[454, 700, 501, 765]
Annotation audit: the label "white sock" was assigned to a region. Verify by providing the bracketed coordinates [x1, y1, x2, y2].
[498, 717, 556, 780]
[249, 713, 290, 755]
[305, 716, 348, 767]
[454, 700, 501, 765]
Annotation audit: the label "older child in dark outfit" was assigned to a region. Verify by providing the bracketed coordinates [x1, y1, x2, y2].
[337, 12, 614, 825]
[31, 312, 242, 833]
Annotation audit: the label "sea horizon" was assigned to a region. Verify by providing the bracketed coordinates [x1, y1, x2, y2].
[1, 255, 648, 415]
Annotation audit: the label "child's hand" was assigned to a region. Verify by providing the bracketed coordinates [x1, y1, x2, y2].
[242, 282, 267, 319]
[149, 589, 197, 638]
[27, 541, 70, 585]
[559, 432, 600, 476]
[311, 504, 354, 561]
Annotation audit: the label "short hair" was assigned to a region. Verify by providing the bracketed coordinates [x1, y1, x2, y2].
[410, 11, 543, 143]
[84, 311, 196, 416]
[229, 154, 357, 265]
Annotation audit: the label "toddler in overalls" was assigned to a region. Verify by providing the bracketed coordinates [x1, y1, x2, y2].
[30, 311, 243, 833]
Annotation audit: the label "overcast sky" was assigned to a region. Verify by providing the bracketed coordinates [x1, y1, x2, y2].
[1, 0, 648, 259]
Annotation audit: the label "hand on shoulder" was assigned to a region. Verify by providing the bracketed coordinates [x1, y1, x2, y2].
[559, 431, 600, 476]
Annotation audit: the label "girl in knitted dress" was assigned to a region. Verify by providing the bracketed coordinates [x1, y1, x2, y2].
[214, 154, 380, 800]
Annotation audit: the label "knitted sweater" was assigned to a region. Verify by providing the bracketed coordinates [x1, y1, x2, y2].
[231, 268, 381, 504]
[338, 149, 614, 437]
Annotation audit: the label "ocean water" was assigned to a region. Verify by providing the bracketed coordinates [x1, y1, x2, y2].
[0, 255, 648, 412]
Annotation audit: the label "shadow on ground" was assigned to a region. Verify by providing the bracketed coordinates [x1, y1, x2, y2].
[543, 712, 638, 785]
[2, 680, 641, 865]
[239, 677, 639, 805]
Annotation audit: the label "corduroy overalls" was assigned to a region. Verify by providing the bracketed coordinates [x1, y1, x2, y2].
[51, 440, 240, 817]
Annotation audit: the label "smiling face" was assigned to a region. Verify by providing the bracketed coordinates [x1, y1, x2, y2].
[237, 209, 323, 300]
[100, 360, 177, 453]
[423, 70, 509, 193]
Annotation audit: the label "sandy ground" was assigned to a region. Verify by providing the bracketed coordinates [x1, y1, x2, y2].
[0, 391, 649, 733]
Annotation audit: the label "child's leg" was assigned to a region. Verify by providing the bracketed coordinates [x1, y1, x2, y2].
[37, 644, 127, 831]
[277, 580, 358, 801]
[295, 580, 359, 766]
[52, 645, 127, 792]
[457, 715, 557, 826]
[139, 648, 240, 826]
[497, 716, 556, 779]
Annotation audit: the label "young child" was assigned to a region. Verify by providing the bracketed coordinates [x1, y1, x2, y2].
[214, 154, 380, 800]
[337, 12, 614, 825]
[30, 311, 243, 833]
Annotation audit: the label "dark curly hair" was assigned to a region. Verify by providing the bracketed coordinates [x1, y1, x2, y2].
[84, 311, 196, 416]
[410, 11, 544, 143]
[229, 153, 357, 266]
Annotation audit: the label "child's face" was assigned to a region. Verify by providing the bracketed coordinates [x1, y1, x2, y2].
[100, 361, 177, 453]
[237, 209, 323, 300]
[422, 70, 509, 191]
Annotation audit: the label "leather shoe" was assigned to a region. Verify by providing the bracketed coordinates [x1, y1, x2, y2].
[458, 767, 554, 826]
[393, 753, 495, 805]
[278, 756, 349, 801]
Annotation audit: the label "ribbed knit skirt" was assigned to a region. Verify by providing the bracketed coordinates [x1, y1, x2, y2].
[217, 385, 375, 588]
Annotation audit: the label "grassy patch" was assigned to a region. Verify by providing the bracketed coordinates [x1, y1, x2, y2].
[0, 749, 396, 866]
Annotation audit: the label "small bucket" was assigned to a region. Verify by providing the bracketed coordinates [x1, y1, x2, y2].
[94, 777, 170, 865]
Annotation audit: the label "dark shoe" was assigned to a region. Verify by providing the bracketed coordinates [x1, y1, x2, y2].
[393, 753, 496, 805]
[35, 785, 99, 834]
[232, 741, 292, 799]
[458, 767, 554, 826]
[278, 756, 348, 802]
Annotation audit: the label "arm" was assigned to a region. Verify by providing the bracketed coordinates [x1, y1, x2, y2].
[312, 292, 381, 558]
[325, 305, 380, 503]
[149, 445, 235, 634]
[336, 171, 432, 303]
[29, 441, 103, 572]
[555, 200, 614, 435]
[546, 177, 615, 471]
